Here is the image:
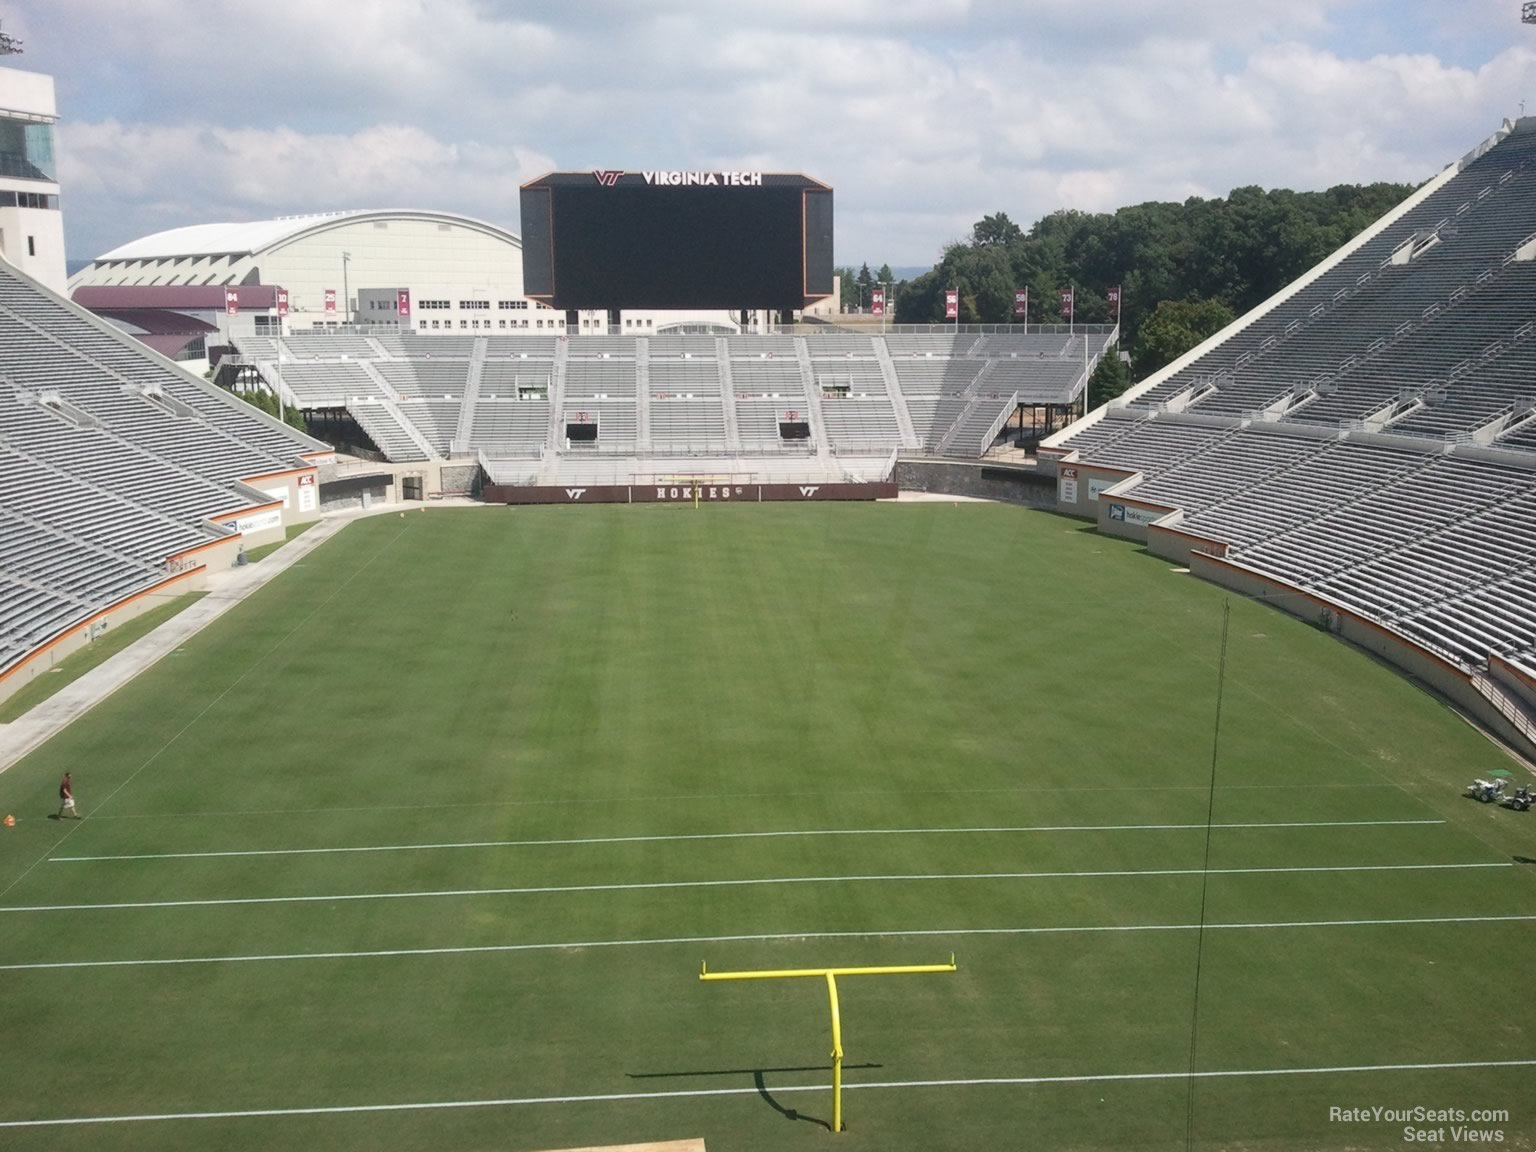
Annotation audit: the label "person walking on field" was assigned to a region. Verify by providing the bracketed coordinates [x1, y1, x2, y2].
[57, 772, 80, 820]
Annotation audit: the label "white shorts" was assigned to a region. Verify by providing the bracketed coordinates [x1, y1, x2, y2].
[61, 797, 76, 810]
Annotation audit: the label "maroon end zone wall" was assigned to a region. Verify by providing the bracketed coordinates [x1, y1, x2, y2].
[481, 482, 897, 505]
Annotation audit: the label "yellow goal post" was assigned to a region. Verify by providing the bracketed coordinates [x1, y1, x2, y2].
[698, 958, 957, 1133]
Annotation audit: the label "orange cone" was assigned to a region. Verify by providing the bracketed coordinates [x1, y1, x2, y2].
[3, 814, 14, 827]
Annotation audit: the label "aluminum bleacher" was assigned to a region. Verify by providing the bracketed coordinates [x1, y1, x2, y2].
[236, 328, 1107, 466]
[1043, 120, 1536, 682]
[0, 259, 325, 681]
[1127, 120, 1536, 435]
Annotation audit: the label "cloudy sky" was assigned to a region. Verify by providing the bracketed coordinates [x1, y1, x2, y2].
[11, 0, 1536, 267]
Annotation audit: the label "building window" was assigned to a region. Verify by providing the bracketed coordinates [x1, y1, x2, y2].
[27, 236, 35, 257]
[498, 319, 507, 328]
[498, 300, 528, 310]
[536, 319, 543, 329]
[459, 299, 489, 310]
[459, 319, 468, 328]
[419, 320, 427, 329]
[0, 118, 57, 182]
[431, 320, 440, 329]
[0, 191, 59, 210]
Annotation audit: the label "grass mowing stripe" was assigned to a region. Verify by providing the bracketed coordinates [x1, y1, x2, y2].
[74, 782, 1409, 821]
[0, 523, 409, 904]
[46, 818, 1449, 862]
[3, 913, 1535, 972]
[1, 862, 1511, 913]
[3, 1059, 1535, 1128]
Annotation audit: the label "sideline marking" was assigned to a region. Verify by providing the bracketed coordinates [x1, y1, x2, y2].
[3, 913, 1532, 971]
[1, 1059, 1534, 1128]
[48, 819, 1449, 863]
[0, 862, 1509, 913]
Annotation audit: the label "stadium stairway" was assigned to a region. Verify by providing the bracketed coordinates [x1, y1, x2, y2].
[358, 362, 438, 459]
[635, 339, 653, 453]
[793, 338, 835, 464]
[1472, 670, 1536, 749]
[874, 338, 921, 448]
[544, 338, 570, 458]
[451, 341, 487, 453]
[716, 339, 744, 453]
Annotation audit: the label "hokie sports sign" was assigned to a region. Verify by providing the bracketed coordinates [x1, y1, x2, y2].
[482, 482, 898, 505]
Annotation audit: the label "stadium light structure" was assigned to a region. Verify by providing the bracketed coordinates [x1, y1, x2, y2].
[699, 958, 957, 1133]
[0, 20, 22, 55]
[340, 251, 352, 327]
[1524, 1, 1536, 23]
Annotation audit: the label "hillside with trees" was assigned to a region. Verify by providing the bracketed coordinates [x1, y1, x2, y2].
[892, 182, 1418, 384]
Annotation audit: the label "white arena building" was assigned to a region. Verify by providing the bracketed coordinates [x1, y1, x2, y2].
[68, 209, 821, 367]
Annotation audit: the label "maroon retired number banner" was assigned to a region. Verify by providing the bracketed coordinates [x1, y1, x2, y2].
[482, 482, 898, 505]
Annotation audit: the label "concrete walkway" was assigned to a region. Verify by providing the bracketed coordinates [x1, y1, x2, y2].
[0, 501, 487, 774]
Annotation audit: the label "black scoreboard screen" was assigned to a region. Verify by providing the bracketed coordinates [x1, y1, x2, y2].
[519, 171, 834, 311]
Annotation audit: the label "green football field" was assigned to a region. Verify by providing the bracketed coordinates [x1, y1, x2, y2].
[0, 503, 1532, 1152]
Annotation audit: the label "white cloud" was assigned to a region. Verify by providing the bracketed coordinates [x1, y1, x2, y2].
[58, 120, 554, 242]
[22, 0, 1536, 265]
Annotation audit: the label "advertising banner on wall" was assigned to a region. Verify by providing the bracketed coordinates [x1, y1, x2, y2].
[481, 482, 898, 506]
[233, 508, 283, 536]
[397, 289, 411, 317]
[297, 473, 318, 513]
[1058, 466, 1079, 504]
[275, 289, 289, 317]
[1107, 502, 1164, 526]
[225, 289, 240, 317]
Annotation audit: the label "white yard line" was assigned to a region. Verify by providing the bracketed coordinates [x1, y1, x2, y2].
[3, 912, 1531, 973]
[1, 1058, 1533, 1128]
[46, 818, 1449, 863]
[0, 860, 1511, 927]
[0, 861, 1509, 914]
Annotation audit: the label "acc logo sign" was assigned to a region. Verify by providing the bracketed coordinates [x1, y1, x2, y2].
[565, 488, 587, 500]
[592, 170, 624, 186]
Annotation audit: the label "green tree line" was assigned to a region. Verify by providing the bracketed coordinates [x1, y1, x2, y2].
[833, 261, 897, 312]
[231, 380, 309, 432]
[894, 182, 1417, 380]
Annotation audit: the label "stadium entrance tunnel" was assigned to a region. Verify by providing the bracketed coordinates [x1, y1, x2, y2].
[779, 419, 810, 441]
[565, 422, 598, 444]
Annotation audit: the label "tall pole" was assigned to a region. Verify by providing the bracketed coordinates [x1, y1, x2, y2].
[1083, 327, 1090, 419]
[341, 251, 352, 327]
[274, 305, 285, 422]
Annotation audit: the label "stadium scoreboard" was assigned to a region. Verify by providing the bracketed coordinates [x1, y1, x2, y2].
[519, 171, 834, 311]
